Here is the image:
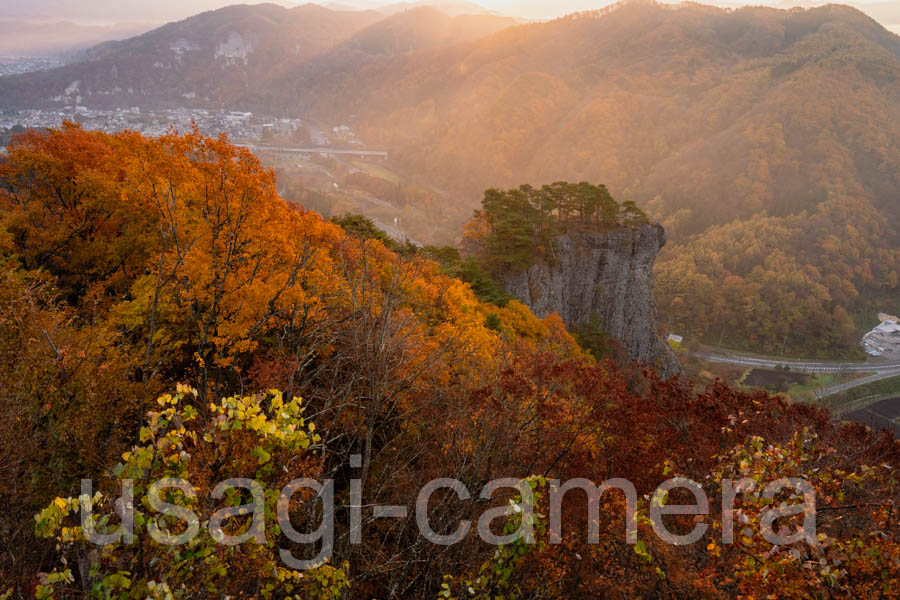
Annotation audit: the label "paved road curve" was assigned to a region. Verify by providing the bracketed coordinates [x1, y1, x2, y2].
[694, 349, 900, 400]
[695, 351, 900, 374]
[814, 369, 900, 400]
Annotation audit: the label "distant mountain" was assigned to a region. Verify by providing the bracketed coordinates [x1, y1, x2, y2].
[0, 3, 514, 109]
[703, 1, 900, 35]
[0, 3, 385, 108]
[293, 2, 899, 229]
[373, 1, 502, 16]
[0, 0, 301, 24]
[321, 0, 502, 16]
[231, 5, 516, 109]
[328, 6, 515, 55]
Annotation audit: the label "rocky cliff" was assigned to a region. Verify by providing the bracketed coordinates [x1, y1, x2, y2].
[502, 223, 681, 377]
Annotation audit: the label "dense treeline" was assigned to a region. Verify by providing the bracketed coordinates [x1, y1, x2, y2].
[655, 197, 900, 357]
[1, 126, 898, 599]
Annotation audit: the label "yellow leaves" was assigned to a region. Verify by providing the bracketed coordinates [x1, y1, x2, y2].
[35, 495, 83, 540]
[57, 526, 82, 543]
[252, 446, 272, 465]
[155, 393, 181, 407]
[493, 299, 547, 340]
[175, 383, 197, 396]
[248, 414, 267, 432]
[207, 391, 308, 446]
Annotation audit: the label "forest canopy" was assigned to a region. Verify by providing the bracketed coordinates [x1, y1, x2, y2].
[655, 197, 900, 357]
[463, 182, 647, 274]
[0, 125, 897, 599]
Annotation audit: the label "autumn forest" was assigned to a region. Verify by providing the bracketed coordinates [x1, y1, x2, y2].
[0, 122, 895, 599]
[1, 0, 900, 598]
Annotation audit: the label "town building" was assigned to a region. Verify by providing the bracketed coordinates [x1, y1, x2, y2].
[861, 315, 900, 357]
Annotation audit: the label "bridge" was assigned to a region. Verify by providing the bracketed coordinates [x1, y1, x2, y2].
[237, 143, 388, 159]
[694, 348, 900, 399]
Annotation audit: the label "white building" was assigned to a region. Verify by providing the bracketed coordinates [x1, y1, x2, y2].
[861, 317, 900, 357]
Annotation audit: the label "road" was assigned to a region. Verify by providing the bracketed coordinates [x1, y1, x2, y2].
[695, 350, 900, 374]
[694, 348, 900, 400]
[814, 369, 900, 400]
[237, 143, 388, 158]
[369, 217, 421, 247]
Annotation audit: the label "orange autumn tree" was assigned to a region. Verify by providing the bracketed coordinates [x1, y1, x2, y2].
[109, 128, 345, 399]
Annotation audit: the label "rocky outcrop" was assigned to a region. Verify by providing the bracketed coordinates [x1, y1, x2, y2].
[502, 223, 681, 377]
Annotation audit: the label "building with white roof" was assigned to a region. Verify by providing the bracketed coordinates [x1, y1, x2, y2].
[861, 315, 900, 357]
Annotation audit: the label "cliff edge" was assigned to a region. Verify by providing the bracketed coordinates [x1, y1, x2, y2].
[502, 223, 681, 377]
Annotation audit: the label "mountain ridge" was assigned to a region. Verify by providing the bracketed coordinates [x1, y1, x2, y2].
[0, 2, 516, 110]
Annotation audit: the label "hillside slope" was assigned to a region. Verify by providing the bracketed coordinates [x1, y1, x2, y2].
[0, 3, 515, 110]
[300, 2, 899, 229]
[338, 6, 516, 54]
[290, 1, 900, 355]
[2, 124, 899, 600]
[0, 3, 384, 108]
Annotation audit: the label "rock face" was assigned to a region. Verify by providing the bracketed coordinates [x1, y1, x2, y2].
[502, 223, 681, 377]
